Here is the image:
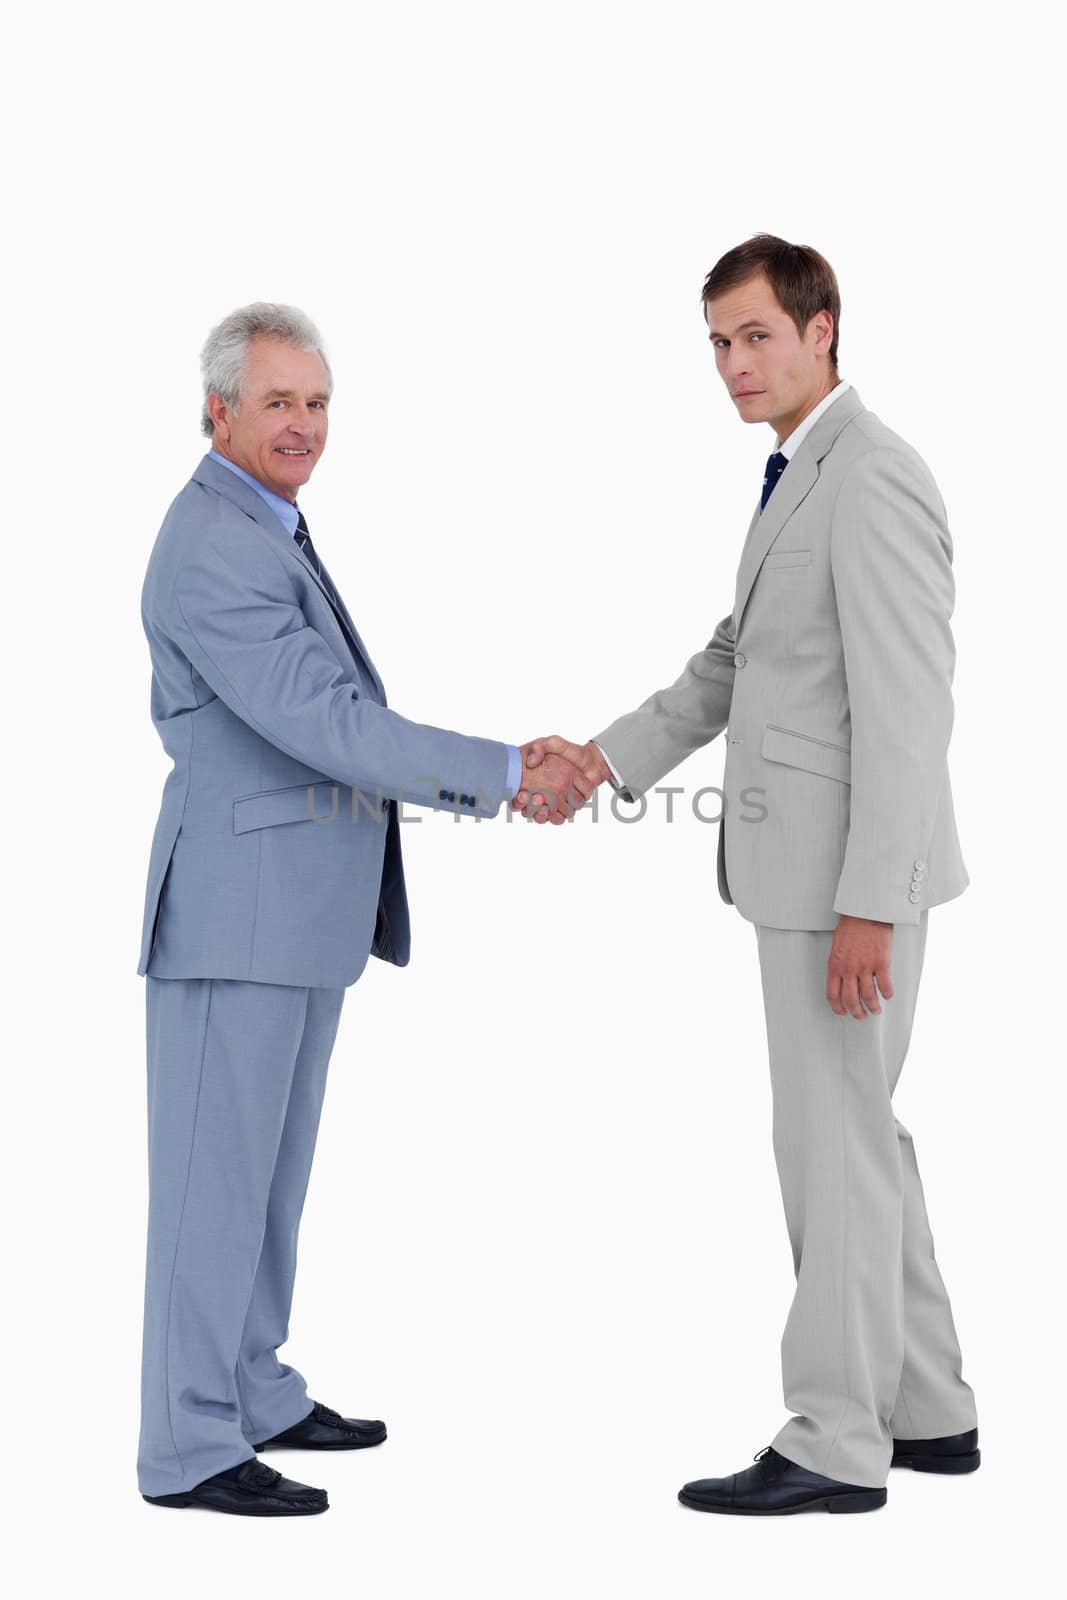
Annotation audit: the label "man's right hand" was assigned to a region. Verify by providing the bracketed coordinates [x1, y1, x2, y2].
[514, 736, 612, 823]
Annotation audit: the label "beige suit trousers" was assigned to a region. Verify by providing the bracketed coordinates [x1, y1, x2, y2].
[754, 914, 977, 1486]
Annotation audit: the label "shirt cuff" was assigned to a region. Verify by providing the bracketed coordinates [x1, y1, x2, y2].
[505, 743, 524, 798]
[594, 742, 624, 787]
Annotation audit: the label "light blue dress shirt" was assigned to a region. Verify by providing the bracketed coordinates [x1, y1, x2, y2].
[209, 449, 301, 536]
[208, 450, 523, 796]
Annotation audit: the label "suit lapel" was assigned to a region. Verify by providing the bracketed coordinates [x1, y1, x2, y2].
[732, 387, 865, 634]
[309, 550, 388, 705]
[192, 455, 386, 701]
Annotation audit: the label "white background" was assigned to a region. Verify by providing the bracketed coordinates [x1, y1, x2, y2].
[4, 1, 1060, 1594]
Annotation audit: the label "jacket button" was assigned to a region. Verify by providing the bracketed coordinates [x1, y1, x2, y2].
[734, 652, 747, 668]
[438, 789, 448, 801]
[913, 858, 925, 870]
[909, 891, 921, 902]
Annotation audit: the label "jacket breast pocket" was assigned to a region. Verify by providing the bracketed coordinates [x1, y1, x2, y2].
[762, 548, 812, 570]
[233, 781, 340, 834]
[761, 724, 851, 785]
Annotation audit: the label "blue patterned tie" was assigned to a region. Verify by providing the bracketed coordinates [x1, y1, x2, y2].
[294, 509, 323, 578]
[760, 450, 788, 512]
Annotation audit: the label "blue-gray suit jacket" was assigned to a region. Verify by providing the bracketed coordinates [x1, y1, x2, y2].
[137, 454, 512, 988]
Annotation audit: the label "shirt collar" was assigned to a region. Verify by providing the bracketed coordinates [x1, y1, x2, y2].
[208, 449, 301, 537]
[776, 380, 851, 460]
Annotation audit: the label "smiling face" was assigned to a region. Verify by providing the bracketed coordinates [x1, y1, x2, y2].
[207, 336, 330, 501]
[704, 272, 836, 445]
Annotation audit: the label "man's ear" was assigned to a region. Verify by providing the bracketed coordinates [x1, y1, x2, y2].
[206, 390, 231, 442]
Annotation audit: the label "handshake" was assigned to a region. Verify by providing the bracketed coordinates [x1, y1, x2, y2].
[513, 737, 613, 824]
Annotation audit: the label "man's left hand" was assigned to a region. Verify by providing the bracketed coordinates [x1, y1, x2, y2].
[827, 915, 894, 1019]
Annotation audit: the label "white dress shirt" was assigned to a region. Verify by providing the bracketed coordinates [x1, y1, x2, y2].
[775, 379, 850, 458]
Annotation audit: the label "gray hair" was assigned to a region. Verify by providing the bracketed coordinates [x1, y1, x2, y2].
[199, 301, 333, 437]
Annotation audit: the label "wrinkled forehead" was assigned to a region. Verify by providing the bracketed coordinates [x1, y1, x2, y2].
[243, 335, 332, 394]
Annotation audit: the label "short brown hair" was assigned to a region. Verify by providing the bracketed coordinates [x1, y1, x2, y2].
[701, 234, 841, 372]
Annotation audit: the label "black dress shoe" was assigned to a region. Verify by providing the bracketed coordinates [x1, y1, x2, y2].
[679, 1446, 887, 1515]
[253, 1399, 387, 1451]
[143, 1457, 328, 1515]
[891, 1426, 980, 1473]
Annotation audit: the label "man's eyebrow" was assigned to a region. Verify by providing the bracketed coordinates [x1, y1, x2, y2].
[707, 319, 771, 338]
[262, 388, 330, 401]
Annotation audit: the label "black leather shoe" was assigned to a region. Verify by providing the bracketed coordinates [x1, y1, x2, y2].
[679, 1446, 887, 1515]
[253, 1399, 387, 1451]
[143, 1457, 328, 1515]
[891, 1426, 980, 1473]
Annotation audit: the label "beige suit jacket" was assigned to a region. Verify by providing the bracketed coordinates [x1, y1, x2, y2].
[595, 386, 968, 929]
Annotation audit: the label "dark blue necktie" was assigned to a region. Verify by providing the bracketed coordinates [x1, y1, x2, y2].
[295, 511, 351, 641]
[292, 514, 383, 710]
[294, 509, 323, 578]
[760, 450, 788, 512]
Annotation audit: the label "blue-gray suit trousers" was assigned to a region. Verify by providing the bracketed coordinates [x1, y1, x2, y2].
[138, 975, 345, 1498]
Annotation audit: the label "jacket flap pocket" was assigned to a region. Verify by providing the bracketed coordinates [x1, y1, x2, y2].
[761, 724, 851, 785]
[762, 548, 812, 570]
[233, 781, 339, 834]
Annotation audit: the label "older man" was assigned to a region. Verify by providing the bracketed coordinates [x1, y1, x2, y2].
[136, 303, 585, 1515]
[524, 236, 979, 1514]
